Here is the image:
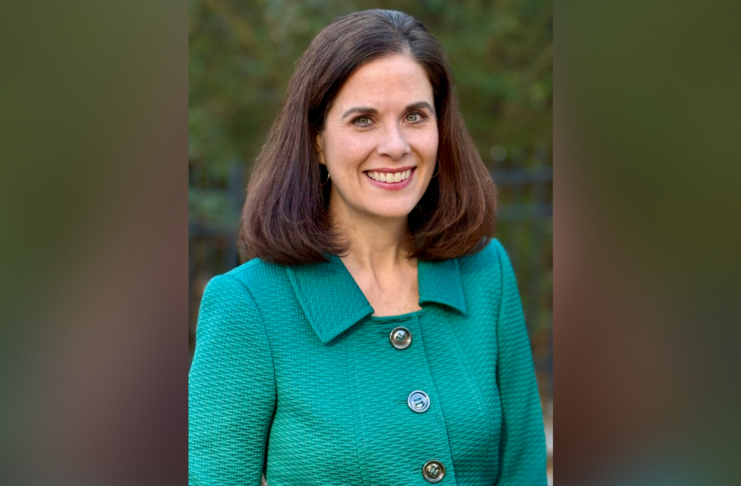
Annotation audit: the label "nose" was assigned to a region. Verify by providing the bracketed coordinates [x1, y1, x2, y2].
[376, 124, 410, 161]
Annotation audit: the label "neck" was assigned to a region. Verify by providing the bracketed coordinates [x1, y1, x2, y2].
[329, 198, 413, 271]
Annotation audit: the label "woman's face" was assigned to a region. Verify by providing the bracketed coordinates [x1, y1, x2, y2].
[317, 54, 439, 223]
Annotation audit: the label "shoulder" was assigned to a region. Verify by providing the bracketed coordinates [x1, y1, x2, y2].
[201, 258, 298, 323]
[454, 238, 520, 310]
[192, 263, 277, 381]
[200, 258, 288, 318]
[222, 257, 287, 289]
[195, 259, 296, 350]
[204, 258, 291, 301]
[456, 238, 513, 281]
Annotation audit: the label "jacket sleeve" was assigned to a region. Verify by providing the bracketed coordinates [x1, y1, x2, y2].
[492, 241, 548, 485]
[189, 274, 276, 486]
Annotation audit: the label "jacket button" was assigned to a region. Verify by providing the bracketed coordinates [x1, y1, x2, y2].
[407, 390, 430, 413]
[422, 460, 446, 483]
[389, 326, 412, 349]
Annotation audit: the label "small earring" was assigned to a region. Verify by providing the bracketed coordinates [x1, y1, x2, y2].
[320, 171, 331, 186]
[432, 162, 440, 178]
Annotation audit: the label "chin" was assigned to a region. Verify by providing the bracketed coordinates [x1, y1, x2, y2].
[366, 203, 417, 220]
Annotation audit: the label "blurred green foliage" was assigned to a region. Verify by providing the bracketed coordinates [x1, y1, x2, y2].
[189, 0, 552, 382]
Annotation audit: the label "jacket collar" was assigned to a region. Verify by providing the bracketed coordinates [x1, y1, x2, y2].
[286, 255, 467, 344]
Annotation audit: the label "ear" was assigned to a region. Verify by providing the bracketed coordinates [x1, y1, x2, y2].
[315, 133, 325, 165]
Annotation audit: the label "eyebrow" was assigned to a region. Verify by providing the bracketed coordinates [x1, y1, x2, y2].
[341, 101, 435, 119]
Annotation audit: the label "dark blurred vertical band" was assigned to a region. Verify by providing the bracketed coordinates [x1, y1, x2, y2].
[556, 1, 741, 484]
[0, 1, 187, 484]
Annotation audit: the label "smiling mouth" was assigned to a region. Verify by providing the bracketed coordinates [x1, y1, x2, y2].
[364, 168, 414, 183]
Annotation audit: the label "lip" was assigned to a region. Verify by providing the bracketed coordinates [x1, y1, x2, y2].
[363, 167, 416, 191]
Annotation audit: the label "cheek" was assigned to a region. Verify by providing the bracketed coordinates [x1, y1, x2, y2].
[326, 136, 372, 170]
[411, 130, 439, 161]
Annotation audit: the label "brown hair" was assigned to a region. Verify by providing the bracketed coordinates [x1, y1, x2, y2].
[241, 9, 497, 265]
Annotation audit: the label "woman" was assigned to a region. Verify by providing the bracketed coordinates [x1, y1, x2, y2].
[189, 9, 546, 486]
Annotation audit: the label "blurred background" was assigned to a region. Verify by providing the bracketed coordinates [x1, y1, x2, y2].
[189, 0, 552, 481]
[4, 1, 740, 484]
[4, 0, 740, 484]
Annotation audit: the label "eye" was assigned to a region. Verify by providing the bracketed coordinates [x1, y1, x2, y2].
[352, 116, 372, 127]
[405, 111, 427, 123]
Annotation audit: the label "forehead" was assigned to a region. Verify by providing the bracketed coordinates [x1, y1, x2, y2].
[332, 54, 434, 111]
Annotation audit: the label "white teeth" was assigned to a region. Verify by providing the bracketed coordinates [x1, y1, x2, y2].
[367, 169, 413, 183]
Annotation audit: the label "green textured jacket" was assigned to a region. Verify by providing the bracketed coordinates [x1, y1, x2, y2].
[189, 239, 546, 485]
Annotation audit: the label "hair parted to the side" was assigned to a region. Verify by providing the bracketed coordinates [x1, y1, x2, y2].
[241, 9, 497, 265]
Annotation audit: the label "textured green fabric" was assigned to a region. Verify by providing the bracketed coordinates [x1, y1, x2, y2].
[189, 239, 546, 485]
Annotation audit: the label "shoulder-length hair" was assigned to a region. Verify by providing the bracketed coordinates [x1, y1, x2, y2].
[241, 9, 497, 265]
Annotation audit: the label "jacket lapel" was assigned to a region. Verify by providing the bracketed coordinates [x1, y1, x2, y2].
[287, 255, 467, 345]
[418, 258, 468, 315]
[286, 255, 374, 344]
